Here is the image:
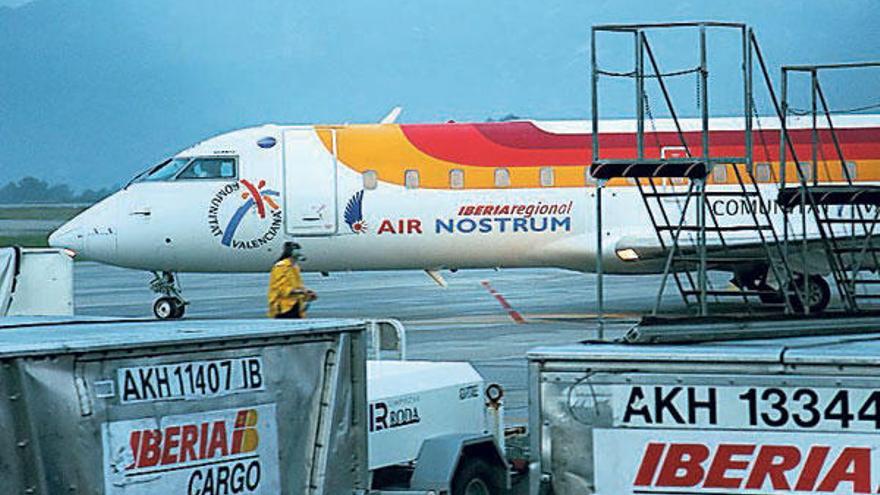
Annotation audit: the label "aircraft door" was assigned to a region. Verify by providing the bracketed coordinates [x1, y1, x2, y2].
[660, 146, 688, 192]
[283, 128, 338, 235]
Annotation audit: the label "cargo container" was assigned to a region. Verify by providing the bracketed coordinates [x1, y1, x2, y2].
[528, 327, 880, 495]
[0, 317, 508, 494]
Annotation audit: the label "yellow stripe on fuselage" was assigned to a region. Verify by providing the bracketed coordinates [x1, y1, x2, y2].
[317, 124, 589, 189]
[317, 124, 880, 189]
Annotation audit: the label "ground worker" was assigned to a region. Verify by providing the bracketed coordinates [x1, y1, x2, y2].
[268, 241, 316, 318]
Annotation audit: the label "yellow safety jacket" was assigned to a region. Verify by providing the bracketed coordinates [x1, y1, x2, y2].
[267, 258, 306, 318]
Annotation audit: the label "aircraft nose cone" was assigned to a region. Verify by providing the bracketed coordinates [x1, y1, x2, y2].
[48, 224, 84, 253]
[48, 195, 119, 261]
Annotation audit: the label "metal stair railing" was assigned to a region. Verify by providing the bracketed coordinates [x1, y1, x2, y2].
[746, 35, 856, 312]
[591, 22, 811, 320]
[777, 61, 880, 311]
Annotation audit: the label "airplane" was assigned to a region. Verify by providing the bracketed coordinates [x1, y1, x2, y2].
[48, 110, 880, 319]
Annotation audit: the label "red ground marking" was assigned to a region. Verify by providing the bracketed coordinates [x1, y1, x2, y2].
[480, 280, 526, 324]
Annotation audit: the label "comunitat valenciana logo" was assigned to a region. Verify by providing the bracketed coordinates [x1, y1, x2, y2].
[208, 179, 282, 249]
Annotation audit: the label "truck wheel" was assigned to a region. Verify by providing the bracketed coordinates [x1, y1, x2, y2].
[452, 458, 502, 495]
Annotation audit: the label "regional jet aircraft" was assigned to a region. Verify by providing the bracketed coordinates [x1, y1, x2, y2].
[48, 112, 880, 318]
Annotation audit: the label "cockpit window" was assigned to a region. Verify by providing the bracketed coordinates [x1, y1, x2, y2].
[176, 158, 237, 180]
[140, 158, 191, 181]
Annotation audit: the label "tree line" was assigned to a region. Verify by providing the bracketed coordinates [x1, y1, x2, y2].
[0, 177, 114, 204]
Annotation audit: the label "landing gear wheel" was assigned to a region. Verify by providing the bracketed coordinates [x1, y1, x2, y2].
[153, 297, 184, 320]
[788, 275, 831, 314]
[149, 271, 188, 320]
[451, 458, 503, 495]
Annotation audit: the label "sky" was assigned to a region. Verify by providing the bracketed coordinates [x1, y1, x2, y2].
[1, 0, 879, 188]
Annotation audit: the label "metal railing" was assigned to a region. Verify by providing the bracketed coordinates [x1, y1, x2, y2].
[779, 62, 880, 312]
[591, 22, 801, 328]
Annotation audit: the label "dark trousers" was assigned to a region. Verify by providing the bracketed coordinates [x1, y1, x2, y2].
[275, 303, 303, 319]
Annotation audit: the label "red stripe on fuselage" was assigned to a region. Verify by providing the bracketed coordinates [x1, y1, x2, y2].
[399, 121, 880, 166]
[474, 121, 587, 150]
[401, 122, 587, 167]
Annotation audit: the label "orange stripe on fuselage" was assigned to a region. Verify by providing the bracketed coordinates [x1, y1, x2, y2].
[316, 122, 880, 189]
[318, 124, 506, 189]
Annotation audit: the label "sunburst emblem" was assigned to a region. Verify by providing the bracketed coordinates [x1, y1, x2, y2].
[344, 190, 367, 234]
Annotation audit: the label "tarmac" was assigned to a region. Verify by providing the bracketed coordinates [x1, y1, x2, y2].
[74, 262, 740, 422]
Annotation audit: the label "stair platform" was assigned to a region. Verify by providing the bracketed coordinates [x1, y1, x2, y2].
[590, 160, 708, 179]
[777, 185, 880, 208]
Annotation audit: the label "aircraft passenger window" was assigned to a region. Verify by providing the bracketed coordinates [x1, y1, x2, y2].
[142, 158, 190, 181]
[845, 161, 858, 181]
[494, 168, 510, 188]
[450, 169, 464, 189]
[405, 169, 419, 189]
[797, 162, 813, 182]
[755, 163, 771, 182]
[712, 165, 727, 183]
[540, 167, 555, 187]
[177, 158, 237, 180]
[363, 170, 378, 190]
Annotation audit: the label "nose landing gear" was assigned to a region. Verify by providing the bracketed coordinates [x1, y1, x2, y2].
[150, 271, 187, 319]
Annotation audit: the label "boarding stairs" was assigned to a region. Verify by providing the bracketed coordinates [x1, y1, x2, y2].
[589, 26, 799, 315]
[592, 154, 797, 314]
[775, 115, 880, 312]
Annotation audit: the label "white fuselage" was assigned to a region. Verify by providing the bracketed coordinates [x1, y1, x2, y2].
[48, 116, 880, 278]
[49, 124, 601, 274]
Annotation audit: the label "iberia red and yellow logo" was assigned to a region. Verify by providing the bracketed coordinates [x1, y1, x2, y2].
[125, 408, 260, 471]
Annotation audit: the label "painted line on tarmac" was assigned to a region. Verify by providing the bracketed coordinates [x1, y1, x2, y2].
[523, 312, 640, 320]
[406, 315, 522, 325]
[480, 280, 526, 324]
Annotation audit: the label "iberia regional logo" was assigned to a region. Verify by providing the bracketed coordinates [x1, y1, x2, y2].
[345, 190, 367, 234]
[208, 179, 282, 249]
